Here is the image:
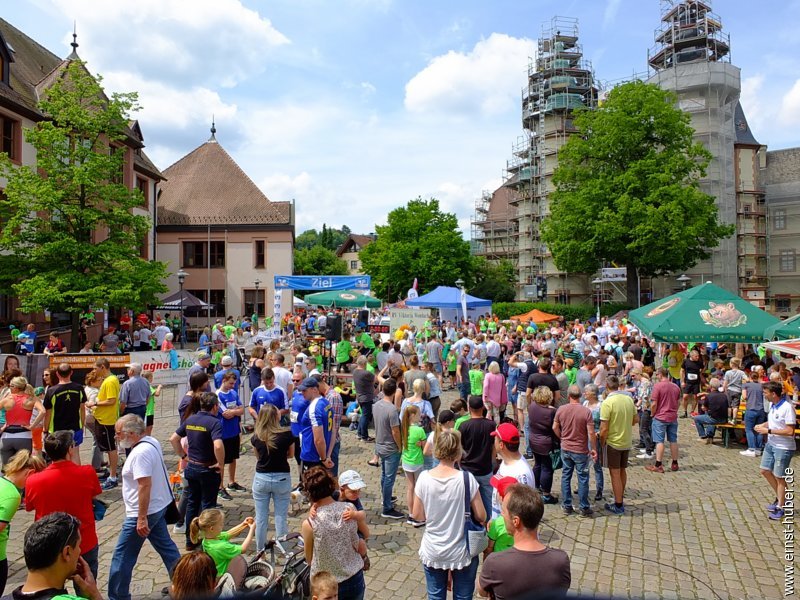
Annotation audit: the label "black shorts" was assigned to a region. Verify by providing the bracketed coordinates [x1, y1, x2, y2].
[145, 415, 154, 427]
[604, 446, 629, 469]
[95, 423, 116, 452]
[682, 382, 700, 395]
[223, 436, 240, 464]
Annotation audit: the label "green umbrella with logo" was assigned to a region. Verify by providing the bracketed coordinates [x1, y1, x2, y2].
[304, 290, 381, 308]
[763, 312, 800, 340]
[628, 282, 780, 344]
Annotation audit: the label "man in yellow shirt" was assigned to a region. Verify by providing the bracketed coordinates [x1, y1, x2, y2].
[94, 357, 121, 490]
[599, 375, 638, 516]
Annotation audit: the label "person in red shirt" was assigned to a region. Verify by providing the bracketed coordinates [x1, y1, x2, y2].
[119, 311, 132, 332]
[25, 430, 102, 578]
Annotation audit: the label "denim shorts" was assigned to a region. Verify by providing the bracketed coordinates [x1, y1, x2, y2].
[651, 418, 678, 444]
[760, 443, 794, 478]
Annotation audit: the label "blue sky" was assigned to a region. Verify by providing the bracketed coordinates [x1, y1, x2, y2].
[7, 0, 800, 235]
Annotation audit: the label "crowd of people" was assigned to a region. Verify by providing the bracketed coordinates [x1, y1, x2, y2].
[0, 309, 796, 600]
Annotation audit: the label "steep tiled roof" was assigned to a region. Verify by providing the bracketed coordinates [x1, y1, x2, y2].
[133, 149, 165, 181]
[734, 102, 760, 147]
[0, 17, 61, 116]
[157, 140, 291, 226]
[336, 234, 375, 256]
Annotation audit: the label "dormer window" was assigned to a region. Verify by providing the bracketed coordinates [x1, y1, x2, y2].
[0, 33, 13, 87]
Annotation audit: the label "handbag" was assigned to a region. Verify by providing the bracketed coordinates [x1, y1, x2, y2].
[462, 471, 488, 558]
[550, 447, 563, 471]
[142, 440, 181, 525]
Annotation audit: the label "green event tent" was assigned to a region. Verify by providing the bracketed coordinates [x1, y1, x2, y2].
[304, 290, 381, 308]
[763, 312, 800, 340]
[628, 282, 780, 344]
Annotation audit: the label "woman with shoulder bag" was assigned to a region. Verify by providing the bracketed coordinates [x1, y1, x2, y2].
[411, 430, 486, 600]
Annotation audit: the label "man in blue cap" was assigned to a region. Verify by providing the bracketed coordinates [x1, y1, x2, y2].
[297, 377, 334, 473]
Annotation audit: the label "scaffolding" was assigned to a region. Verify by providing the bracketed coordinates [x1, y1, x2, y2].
[470, 187, 518, 263]
[647, 0, 740, 295]
[508, 16, 599, 299]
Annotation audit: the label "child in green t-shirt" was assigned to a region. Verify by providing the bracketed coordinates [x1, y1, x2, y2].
[190, 508, 256, 584]
[484, 476, 517, 557]
[142, 371, 162, 437]
[469, 360, 484, 396]
[335, 332, 353, 372]
[211, 349, 224, 371]
[401, 405, 427, 526]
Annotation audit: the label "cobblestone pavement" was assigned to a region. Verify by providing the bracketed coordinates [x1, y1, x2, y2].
[5, 387, 790, 599]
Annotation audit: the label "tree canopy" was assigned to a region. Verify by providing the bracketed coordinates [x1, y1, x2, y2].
[294, 245, 349, 276]
[359, 198, 472, 301]
[468, 258, 516, 303]
[295, 224, 351, 251]
[0, 61, 168, 348]
[540, 80, 734, 305]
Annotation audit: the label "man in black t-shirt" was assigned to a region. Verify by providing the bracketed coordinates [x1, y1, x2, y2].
[42, 363, 87, 463]
[693, 378, 729, 442]
[459, 395, 497, 518]
[526, 357, 561, 406]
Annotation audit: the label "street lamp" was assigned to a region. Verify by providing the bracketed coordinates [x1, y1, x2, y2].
[253, 278, 261, 328]
[177, 269, 187, 349]
[677, 273, 691, 290]
[455, 278, 464, 289]
[592, 277, 602, 322]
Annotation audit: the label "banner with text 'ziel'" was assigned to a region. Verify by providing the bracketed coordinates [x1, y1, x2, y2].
[273, 276, 372, 334]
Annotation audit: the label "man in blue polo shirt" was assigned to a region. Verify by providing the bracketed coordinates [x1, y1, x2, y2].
[297, 377, 333, 472]
[249, 367, 288, 420]
[217, 371, 245, 500]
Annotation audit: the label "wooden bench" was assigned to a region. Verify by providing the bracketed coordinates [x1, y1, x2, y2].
[713, 402, 800, 448]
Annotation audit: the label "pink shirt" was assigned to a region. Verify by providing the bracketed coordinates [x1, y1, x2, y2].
[651, 380, 681, 422]
[482, 372, 508, 407]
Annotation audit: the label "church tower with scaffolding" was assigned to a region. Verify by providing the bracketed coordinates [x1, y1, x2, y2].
[647, 0, 742, 295]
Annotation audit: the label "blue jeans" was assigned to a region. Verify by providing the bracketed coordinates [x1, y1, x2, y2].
[472, 471, 493, 519]
[82, 544, 99, 580]
[423, 556, 479, 600]
[693, 414, 726, 438]
[184, 463, 221, 547]
[460, 380, 470, 401]
[744, 409, 767, 451]
[338, 569, 365, 600]
[331, 438, 341, 477]
[357, 401, 373, 440]
[379, 451, 401, 512]
[122, 405, 146, 420]
[252, 471, 292, 549]
[107, 506, 180, 600]
[561, 450, 591, 511]
[651, 418, 678, 444]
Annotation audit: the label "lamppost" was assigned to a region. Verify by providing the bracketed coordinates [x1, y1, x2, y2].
[177, 269, 187, 349]
[455, 279, 465, 326]
[677, 273, 691, 291]
[592, 277, 602, 322]
[253, 278, 261, 328]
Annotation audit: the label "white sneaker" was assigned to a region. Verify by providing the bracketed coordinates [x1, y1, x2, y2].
[172, 523, 186, 534]
[739, 449, 757, 457]
[636, 452, 653, 459]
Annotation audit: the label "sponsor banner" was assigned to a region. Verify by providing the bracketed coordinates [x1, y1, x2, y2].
[274, 275, 370, 291]
[388, 308, 430, 333]
[128, 350, 196, 386]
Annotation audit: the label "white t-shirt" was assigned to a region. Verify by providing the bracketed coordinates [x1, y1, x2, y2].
[415, 470, 479, 571]
[491, 457, 536, 518]
[272, 366, 293, 396]
[154, 325, 170, 346]
[767, 400, 797, 451]
[122, 436, 174, 517]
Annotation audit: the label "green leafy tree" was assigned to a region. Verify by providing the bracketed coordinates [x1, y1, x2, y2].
[541, 81, 734, 305]
[296, 224, 350, 251]
[294, 245, 349, 276]
[468, 258, 516, 303]
[0, 61, 168, 350]
[360, 198, 472, 300]
[295, 228, 319, 250]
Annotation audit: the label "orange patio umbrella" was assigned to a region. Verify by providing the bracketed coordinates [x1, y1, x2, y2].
[510, 308, 561, 323]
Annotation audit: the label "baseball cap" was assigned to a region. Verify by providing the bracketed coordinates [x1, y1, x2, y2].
[197, 352, 211, 360]
[490, 475, 519, 499]
[490, 423, 520, 444]
[339, 470, 366, 490]
[221, 355, 233, 366]
[124, 362, 143, 374]
[297, 377, 320, 391]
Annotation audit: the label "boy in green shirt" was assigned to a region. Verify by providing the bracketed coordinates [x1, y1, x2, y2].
[451, 398, 470, 430]
[211, 349, 224, 372]
[336, 332, 353, 372]
[484, 476, 517, 556]
[469, 359, 484, 396]
[142, 371, 162, 436]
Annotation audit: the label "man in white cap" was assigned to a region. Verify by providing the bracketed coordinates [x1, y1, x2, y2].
[120, 362, 151, 420]
[214, 354, 241, 390]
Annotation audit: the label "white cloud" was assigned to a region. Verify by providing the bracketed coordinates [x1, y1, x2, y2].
[604, 0, 623, 29]
[258, 172, 313, 202]
[404, 33, 534, 116]
[50, 0, 289, 87]
[779, 79, 800, 126]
